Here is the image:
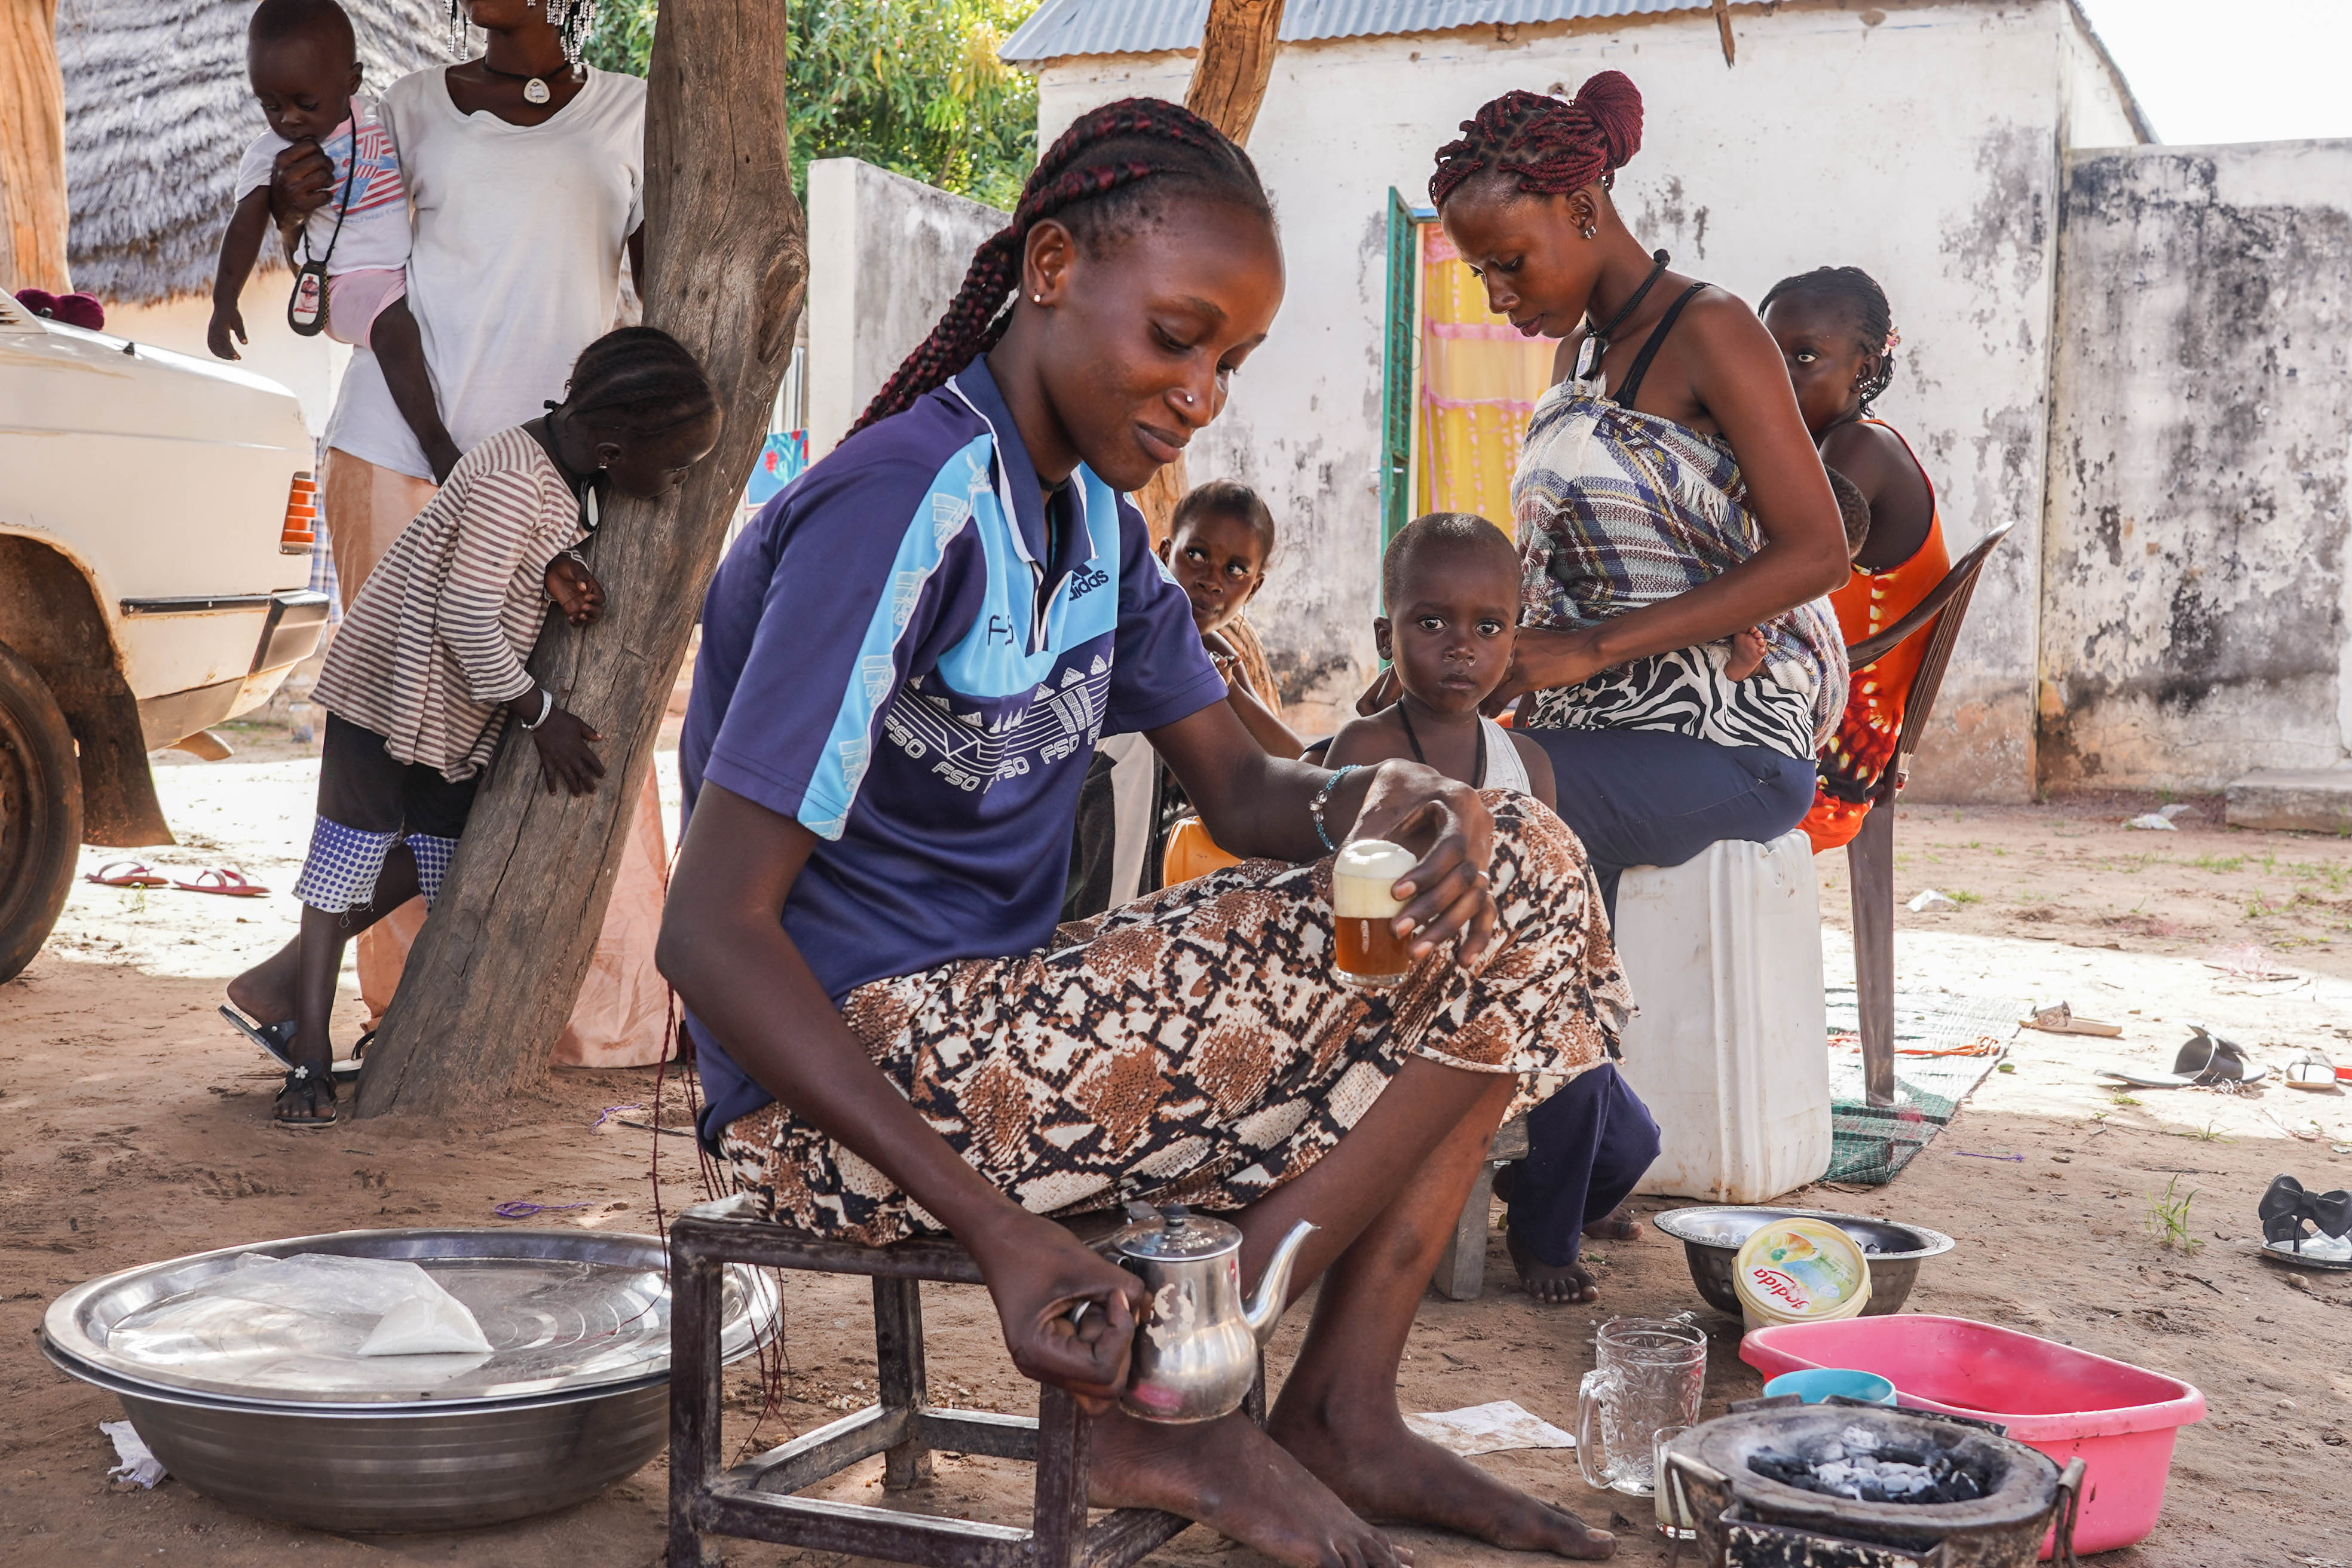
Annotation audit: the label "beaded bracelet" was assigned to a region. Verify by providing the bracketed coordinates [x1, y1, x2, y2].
[1310, 764, 1360, 853]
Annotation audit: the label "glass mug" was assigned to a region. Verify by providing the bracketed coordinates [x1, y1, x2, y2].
[1331, 839, 1417, 988]
[1575, 1315, 1707, 1496]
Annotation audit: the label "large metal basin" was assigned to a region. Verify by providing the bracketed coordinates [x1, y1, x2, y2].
[42, 1228, 776, 1532]
[1653, 1205, 1953, 1319]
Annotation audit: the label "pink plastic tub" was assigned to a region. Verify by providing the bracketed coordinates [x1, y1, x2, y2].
[1742, 1315, 2203, 1557]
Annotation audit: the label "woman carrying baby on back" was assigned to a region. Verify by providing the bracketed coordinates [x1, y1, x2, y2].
[1413, 72, 1852, 1303]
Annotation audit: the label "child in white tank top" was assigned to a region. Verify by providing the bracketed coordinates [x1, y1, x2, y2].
[1324, 512, 1554, 809]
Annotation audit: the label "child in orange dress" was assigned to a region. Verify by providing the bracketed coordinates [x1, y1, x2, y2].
[1758, 267, 1950, 852]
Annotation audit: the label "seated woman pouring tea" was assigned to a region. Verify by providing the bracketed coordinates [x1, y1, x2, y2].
[660, 100, 1631, 1565]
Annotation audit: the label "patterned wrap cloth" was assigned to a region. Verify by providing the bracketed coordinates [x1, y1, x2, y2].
[721, 792, 1630, 1246]
[1512, 375, 1848, 761]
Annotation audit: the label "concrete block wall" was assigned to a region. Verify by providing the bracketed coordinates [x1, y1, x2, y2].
[806, 159, 1007, 458]
[2039, 137, 2352, 789]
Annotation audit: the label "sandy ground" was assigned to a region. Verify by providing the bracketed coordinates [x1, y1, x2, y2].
[4, 717, 2348, 1567]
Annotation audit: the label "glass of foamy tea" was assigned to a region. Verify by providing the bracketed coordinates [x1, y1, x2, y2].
[1331, 838, 1419, 988]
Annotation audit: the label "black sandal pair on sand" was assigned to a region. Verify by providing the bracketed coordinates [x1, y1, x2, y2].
[2096, 1025, 2268, 1090]
[2259, 1174, 2352, 1269]
[217, 1005, 373, 1129]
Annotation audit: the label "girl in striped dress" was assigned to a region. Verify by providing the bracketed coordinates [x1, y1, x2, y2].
[222, 326, 719, 1128]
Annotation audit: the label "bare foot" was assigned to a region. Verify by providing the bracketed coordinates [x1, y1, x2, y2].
[1581, 1205, 1644, 1244]
[1723, 626, 1768, 681]
[225, 942, 300, 1025]
[1508, 1228, 1599, 1305]
[1272, 1399, 1614, 1560]
[1089, 1407, 1410, 1568]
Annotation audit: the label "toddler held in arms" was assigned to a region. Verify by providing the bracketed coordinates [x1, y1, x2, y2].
[1324, 512, 1553, 807]
[1156, 480, 1305, 759]
[209, 0, 462, 481]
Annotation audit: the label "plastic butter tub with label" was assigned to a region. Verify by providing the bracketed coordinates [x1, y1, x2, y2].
[1732, 1216, 1872, 1330]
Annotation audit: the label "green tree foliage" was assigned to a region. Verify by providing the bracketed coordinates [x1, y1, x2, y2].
[587, 0, 1038, 209]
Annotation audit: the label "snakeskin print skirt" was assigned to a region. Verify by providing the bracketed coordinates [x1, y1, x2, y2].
[719, 792, 1631, 1246]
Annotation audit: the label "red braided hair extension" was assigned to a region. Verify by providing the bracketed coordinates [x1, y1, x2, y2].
[1428, 72, 1645, 210]
[851, 97, 1270, 434]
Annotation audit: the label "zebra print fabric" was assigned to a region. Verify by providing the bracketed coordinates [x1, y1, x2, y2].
[1512, 376, 1846, 761]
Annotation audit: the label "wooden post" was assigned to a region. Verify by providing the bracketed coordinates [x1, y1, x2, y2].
[355, 0, 804, 1117]
[0, 0, 71, 292]
[1133, 0, 1287, 543]
[1711, 0, 1737, 66]
[1184, 0, 1285, 147]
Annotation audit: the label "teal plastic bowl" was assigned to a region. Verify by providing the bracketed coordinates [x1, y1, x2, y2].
[1762, 1367, 1897, 1405]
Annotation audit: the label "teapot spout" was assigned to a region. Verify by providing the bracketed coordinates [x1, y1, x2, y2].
[1243, 1220, 1318, 1345]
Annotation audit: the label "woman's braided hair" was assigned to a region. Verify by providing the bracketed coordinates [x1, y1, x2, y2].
[851, 97, 1272, 434]
[561, 326, 718, 438]
[1428, 72, 1644, 210]
[1759, 265, 1900, 412]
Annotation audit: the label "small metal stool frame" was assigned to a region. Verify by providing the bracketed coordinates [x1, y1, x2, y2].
[668, 1195, 1258, 1568]
[1431, 1113, 1529, 1301]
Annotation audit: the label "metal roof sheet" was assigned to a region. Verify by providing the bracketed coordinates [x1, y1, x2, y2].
[1000, 0, 1723, 63]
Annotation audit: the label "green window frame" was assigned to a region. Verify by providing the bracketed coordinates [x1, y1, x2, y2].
[1379, 188, 1419, 554]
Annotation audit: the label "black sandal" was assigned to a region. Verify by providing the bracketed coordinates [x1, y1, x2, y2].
[2261, 1174, 2351, 1252]
[273, 1063, 338, 1129]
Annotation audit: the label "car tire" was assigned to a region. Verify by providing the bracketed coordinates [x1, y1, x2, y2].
[0, 640, 82, 984]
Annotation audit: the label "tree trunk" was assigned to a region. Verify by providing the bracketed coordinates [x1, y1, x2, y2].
[1184, 0, 1285, 148]
[356, 0, 805, 1117]
[1134, 0, 1287, 543]
[0, 0, 71, 293]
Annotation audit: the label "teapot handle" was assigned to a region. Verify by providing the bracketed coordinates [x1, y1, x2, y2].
[1575, 1368, 1613, 1490]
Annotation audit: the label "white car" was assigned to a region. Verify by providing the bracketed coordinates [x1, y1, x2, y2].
[0, 289, 326, 980]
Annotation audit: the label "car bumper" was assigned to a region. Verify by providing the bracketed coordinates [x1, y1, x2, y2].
[130, 590, 331, 748]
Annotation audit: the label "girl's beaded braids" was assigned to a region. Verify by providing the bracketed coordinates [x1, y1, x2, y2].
[560, 326, 717, 439]
[1429, 72, 1645, 209]
[1760, 265, 1900, 412]
[445, 0, 600, 72]
[850, 97, 1272, 435]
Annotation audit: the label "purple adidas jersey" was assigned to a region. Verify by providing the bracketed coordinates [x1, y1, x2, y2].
[679, 358, 1225, 1139]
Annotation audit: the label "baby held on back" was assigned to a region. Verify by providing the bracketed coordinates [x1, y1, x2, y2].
[1722, 471, 1872, 681]
[1324, 513, 1556, 810]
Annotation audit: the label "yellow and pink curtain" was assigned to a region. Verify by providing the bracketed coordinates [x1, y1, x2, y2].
[1414, 224, 1561, 526]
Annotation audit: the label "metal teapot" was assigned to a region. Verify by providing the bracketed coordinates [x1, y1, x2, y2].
[1104, 1203, 1315, 1423]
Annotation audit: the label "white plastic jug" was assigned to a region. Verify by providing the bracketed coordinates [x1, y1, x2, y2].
[1612, 831, 1831, 1203]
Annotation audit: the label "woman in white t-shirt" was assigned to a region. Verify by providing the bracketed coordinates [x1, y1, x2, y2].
[265, 0, 669, 1067]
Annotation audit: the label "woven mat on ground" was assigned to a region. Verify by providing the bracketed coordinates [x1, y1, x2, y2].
[1821, 987, 2022, 1186]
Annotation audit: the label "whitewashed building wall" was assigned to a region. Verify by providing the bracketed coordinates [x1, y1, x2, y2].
[1025, 0, 2141, 783]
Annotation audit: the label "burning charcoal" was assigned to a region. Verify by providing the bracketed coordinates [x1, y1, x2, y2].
[1748, 1439, 1989, 1506]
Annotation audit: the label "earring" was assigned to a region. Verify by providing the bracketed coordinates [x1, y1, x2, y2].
[1031, 292, 1043, 304]
[1580, 222, 1597, 240]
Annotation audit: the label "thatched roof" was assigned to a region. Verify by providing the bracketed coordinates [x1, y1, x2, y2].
[55, 0, 455, 305]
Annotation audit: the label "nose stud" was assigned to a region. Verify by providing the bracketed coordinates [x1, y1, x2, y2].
[1180, 390, 1196, 407]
